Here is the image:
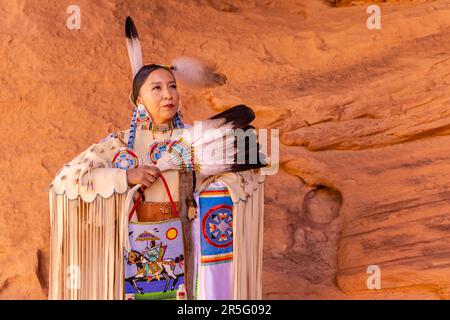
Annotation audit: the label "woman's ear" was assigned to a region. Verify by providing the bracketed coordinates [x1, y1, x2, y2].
[136, 97, 141, 105]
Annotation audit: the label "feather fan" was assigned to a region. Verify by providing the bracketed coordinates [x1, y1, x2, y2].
[155, 105, 267, 176]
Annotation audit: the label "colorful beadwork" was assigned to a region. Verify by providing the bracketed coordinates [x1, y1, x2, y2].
[149, 142, 169, 164]
[165, 138, 198, 172]
[127, 107, 138, 149]
[172, 110, 184, 129]
[201, 204, 233, 249]
[112, 147, 139, 170]
[125, 219, 185, 299]
[136, 105, 151, 126]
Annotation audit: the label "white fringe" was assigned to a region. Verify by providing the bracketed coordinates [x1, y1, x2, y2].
[232, 180, 264, 299]
[49, 190, 129, 300]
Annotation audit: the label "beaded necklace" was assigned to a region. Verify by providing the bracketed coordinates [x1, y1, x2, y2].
[113, 101, 182, 170]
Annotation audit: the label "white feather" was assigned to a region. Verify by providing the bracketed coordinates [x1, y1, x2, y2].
[170, 56, 226, 88]
[125, 17, 143, 78]
[126, 37, 143, 78]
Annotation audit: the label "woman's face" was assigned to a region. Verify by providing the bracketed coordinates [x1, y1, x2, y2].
[136, 68, 179, 125]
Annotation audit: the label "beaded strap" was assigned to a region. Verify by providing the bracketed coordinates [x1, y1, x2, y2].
[127, 106, 138, 149]
[172, 111, 185, 129]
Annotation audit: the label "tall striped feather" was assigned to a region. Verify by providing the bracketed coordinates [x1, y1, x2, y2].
[125, 16, 143, 78]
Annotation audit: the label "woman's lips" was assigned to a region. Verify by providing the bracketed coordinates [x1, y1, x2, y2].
[163, 104, 175, 109]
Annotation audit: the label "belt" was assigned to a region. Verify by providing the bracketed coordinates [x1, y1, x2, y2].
[136, 201, 180, 222]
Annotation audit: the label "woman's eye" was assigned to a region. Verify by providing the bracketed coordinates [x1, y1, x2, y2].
[152, 86, 161, 90]
[170, 84, 177, 89]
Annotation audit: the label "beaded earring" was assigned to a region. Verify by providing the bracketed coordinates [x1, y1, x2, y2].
[112, 106, 140, 170]
[136, 103, 151, 128]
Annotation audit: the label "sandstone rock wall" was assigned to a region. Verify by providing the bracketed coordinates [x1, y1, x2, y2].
[0, 0, 449, 299]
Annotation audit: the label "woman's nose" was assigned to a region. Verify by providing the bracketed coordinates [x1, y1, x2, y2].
[163, 87, 172, 100]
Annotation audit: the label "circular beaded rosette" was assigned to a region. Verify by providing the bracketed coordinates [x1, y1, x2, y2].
[112, 147, 139, 170]
[148, 141, 169, 164]
[201, 204, 233, 248]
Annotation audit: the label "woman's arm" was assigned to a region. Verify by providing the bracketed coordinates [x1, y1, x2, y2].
[51, 132, 163, 201]
[50, 133, 129, 202]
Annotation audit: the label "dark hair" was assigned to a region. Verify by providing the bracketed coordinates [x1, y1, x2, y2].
[131, 64, 176, 105]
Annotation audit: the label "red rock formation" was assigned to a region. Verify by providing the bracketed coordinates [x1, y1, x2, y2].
[0, 0, 448, 299]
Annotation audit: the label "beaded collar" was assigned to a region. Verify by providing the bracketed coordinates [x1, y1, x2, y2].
[150, 122, 174, 142]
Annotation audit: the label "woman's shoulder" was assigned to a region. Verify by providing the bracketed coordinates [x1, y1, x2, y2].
[96, 128, 131, 146]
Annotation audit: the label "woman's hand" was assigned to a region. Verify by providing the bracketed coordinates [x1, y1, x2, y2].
[126, 165, 161, 188]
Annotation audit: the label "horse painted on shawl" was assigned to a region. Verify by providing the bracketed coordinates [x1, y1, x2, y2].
[125, 249, 184, 294]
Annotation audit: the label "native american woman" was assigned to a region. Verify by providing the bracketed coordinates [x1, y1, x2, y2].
[48, 18, 265, 300]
